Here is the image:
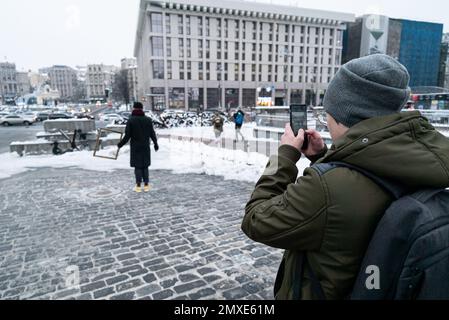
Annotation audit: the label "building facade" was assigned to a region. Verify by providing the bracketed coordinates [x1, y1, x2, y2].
[16, 72, 32, 97]
[0, 62, 18, 104]
[121, 58, 138, 103]
[29, 72, 50, 92]
[86, 64, 119, 101]
[438, 33, 449, 89]
[343, 15, 443, 87]
[42, 65, 77, 101]
[134, 0, 354, 110]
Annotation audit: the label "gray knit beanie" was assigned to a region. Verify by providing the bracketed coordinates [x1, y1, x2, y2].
[323, 54, 411, 128]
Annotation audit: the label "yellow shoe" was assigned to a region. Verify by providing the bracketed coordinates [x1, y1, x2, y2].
[143, 184, 151, 192]
[134, 186, 142, 193]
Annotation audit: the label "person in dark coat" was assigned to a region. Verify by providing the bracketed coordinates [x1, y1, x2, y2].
[117, 102, 159, 193]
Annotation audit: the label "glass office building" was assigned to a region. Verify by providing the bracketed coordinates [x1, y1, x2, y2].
[397, 19, 443, 87]
[344, 16, 443, 88]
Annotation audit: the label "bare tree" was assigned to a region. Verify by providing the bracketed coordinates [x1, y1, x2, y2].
[113, 69, 130, 108]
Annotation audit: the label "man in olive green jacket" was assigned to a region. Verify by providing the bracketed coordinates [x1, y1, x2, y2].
[242, 54, 449, 300]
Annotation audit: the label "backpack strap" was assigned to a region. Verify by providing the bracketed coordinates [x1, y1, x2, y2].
[304, 254, 327, 300]
[293, 253, 327, 300]
[410, 189, 447, 203]
[312, 162, 407, 200]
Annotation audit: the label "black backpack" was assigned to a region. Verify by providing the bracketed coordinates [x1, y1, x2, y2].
[308, 162, 449, 300]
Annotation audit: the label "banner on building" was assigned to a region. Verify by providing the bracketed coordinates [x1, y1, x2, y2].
[257, 97, 273, 107]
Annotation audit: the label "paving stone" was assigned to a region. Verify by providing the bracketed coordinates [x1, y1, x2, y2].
[143, 273, 157, 284]
[106, 275, 129, 286]
[160, 278, 179, 289]
[174, 280, 207, 294]
[222, 288, 250, 300]
[197, 267, 217, 275]
[80, 281, 106, 294]
[243, 282, 265, 294]
[189, 288, 216, 300]
[152, 289, 174, 300]
[213, 280, 240, 291]
[93, 287, 115, 299]
[136, 284, 162, 297]
[110, 291, 135, 300]
[115, 279, 143, 292]
[116, 253, 136, 261]
[179, 273, 200, 283]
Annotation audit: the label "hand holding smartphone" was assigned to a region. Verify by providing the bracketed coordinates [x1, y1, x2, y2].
[290, 104, 309, 150]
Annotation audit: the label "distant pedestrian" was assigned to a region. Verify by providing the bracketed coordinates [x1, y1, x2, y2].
[212, 112, 224, 140]
[117, 102, 159, 193]
[233, 108, 246, 142]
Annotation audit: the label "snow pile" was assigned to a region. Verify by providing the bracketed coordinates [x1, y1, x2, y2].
[0, 138, 311, 183]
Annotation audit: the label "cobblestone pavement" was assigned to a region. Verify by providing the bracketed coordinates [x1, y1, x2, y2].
[0, 168, 282, 300]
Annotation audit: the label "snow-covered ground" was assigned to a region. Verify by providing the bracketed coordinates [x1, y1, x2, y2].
[0, 138, 311, 183]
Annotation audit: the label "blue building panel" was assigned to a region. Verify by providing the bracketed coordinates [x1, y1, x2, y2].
[398, 19, 443, 87]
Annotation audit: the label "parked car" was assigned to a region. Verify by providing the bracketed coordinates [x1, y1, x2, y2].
[35, 113, 51, 122]
[118, 111, 131, 120]
[0, 115, 33, 126]
[21, 112, 37, 123]
[48, 113, 73, 120]
[73, 112, 94, 120]
[100, 114, 124, 123]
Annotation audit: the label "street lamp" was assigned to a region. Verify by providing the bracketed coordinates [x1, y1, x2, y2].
[279, 47, 293, 107]
[217, 64, 223, 110]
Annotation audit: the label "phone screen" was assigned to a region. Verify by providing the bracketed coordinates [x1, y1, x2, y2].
[290, 104, 307, 134]
[290, 104, 309, 150]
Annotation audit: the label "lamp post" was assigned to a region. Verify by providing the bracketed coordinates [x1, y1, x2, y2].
[310, 77, 316, 108]
[280, 48, 293, 107]
[217, 64, 223, 111]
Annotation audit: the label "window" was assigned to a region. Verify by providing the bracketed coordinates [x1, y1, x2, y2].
[187, 61, 192, 80]
[199, 40, 203, 58]
[178, 15, 184, 35]
[199, 62, 204, 80]
[166, 38, 172, 57]
[167, 61, 172, 79]
[151, 37, 164, 56]
[151, 13, 163, 33]
[179, 38, 184, 58]
[187, 39, 191, 58]
[152, 60, 164, 79]
[186, 16, 191, 35]
[165, 14, 171, 34]
[198, 17, 203, 36]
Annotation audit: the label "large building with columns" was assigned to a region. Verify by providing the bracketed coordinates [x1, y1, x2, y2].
[134, 0, 354, 111]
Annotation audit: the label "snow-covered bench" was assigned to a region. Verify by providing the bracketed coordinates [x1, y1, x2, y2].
[10, 140, 75, 157]
[10, 139, 100, 157]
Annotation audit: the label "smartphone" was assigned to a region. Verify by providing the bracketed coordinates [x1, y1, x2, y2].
[290, 104, 309, 150]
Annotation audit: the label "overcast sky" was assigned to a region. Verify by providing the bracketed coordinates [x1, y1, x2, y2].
[0, 0, 447, 71]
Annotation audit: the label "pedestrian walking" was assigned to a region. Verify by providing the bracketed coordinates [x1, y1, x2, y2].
[212, 112, 224, 140]
[233, 108, 246, 142]
[117, 102, 159, 193]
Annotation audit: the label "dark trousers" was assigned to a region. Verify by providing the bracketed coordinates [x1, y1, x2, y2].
[135, 167, 149, 185]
